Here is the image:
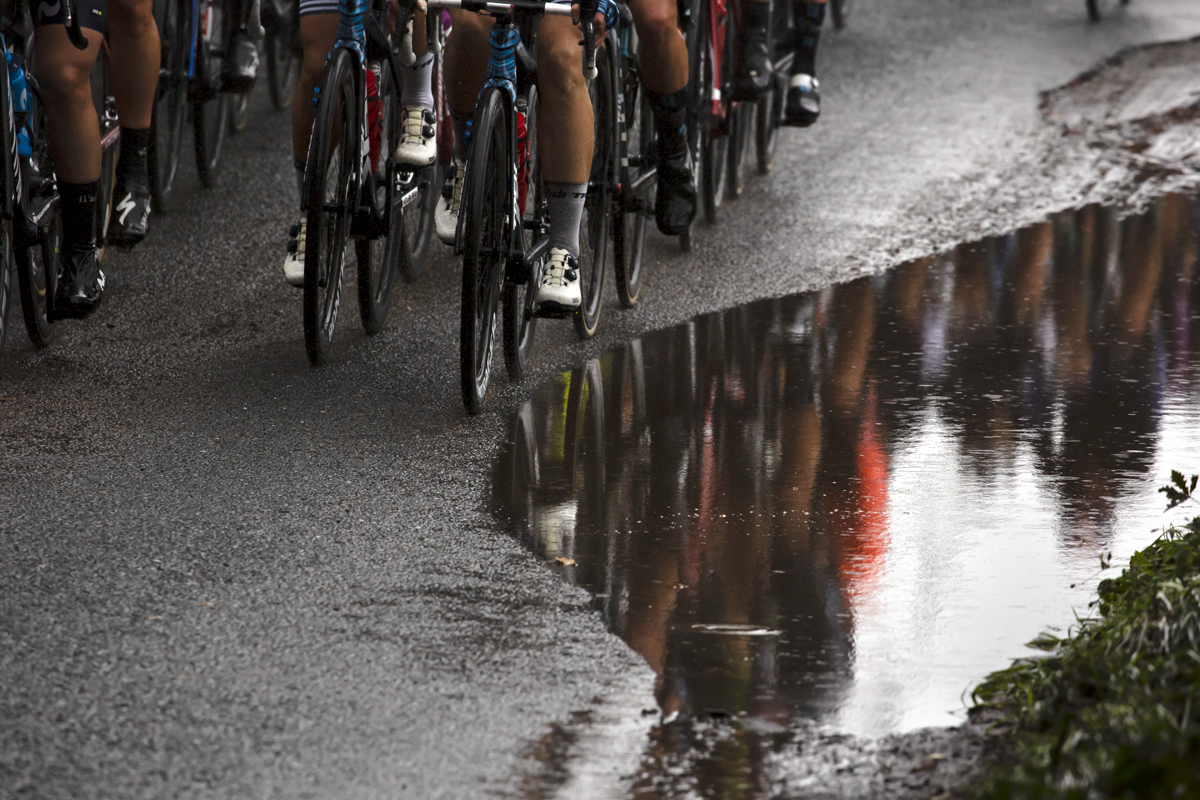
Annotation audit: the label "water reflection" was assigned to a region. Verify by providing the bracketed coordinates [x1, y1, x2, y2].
[493, 195, 1200, 788]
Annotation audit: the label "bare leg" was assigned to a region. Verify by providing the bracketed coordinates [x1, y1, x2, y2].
[291, 14, 339, 164]
[628, 0, 686, 94]
[34, 27, 103, 183]
[107, 0, 160, 129]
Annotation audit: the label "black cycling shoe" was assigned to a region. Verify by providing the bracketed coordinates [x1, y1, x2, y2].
[52, 248, 105, 320]
[783, 74, 821, 127]
[107, 177, 152, 247]
[222, 32, 260, 93]
[732, 26, 772, 100]
[655, 135, 697, 236]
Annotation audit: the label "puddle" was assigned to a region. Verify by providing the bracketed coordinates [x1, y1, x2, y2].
[493, 194, 1200, 788]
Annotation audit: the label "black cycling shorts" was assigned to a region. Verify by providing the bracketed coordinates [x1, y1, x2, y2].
[34, 0, 108, 33]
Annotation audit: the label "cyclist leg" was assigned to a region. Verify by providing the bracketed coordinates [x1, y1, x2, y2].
[732, 0, 772, 100]
[784, 0, 825, 126]
[532, 14, 593, 312]
[434, 8, 491, 244]
[32, 12, 107, 318]
[282, 7, 337, 286]
[225, 0, 264, 93]
[395, 10, 438, 166]
[627, 0, 695, 236]
[107, 0, 160, 246]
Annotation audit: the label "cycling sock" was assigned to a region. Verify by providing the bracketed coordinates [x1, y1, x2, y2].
[116, 127, 151, 183]
[60, 180, 98, 258]
[794, 1, 825, 76]
[648, 88, 688, 155]
[546, 182, 587, 259]
[294, 159, 305, 204]
[742, 0, 769, 39]
[450, 107, 470, 162]
[400, 53, 435, 110]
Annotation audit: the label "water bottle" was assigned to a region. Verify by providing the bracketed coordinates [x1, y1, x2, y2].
[6, 49, 31, 158]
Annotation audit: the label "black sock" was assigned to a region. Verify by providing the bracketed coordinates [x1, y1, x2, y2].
[648, 88, 688, 153]
[794, 1, 825, 76]
[742, 1, 769, 38]
[116, 127, 151, 185]
[60, 181, 98, 258]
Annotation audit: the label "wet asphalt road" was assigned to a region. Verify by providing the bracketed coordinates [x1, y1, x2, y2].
[3, 0, 1200, 797]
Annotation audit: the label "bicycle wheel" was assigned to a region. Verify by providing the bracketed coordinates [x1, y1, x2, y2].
[756, 0, 789, 175]
[830, 0, 851, 29]
[460, 88, 509, 414]
[725, 11, 754, 200]
[614, 64, 652, 308]
[150, 0, 189, 211]
[229, 88, 252, 133]
[265, 0, 300, 108]
[15, 76, 58, 346]
[0, 68, 15, 355]
[92, 50, 118, 254]
[303, 48, 356, 365]
[399, 46, 442, 283]
[193, 0, 231, 187]
[503, 85, 541, 382]
[695, 0, 730, 224]
[356, 59, 402, 335]
[574, 41, 615, 340]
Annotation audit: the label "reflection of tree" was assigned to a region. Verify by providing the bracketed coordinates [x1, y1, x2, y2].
[492, 195, 1200, 796]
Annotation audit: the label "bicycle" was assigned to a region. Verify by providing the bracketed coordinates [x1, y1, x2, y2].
[300, 0, 408, 364]
[754, 0, 791, 175]
[1086, 0, 1129, 22]
[427, 0, 614, 414]
[611, 0, 654, 308]
[262, 0, 300, 109]
[830, 0, 849, 30]
[3, 1, 117, 347]
[149, 0, 246, 209]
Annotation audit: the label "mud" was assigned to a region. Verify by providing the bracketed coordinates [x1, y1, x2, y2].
[865, 36, 1200, 274]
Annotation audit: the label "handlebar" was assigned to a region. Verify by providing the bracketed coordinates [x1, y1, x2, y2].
[577, 0, 598, 79]
[423, 0, 571, 18]
[61, 0, 89, 50]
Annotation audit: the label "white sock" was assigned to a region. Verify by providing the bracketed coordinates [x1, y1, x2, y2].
[400, 53, 434, 111]
[546, 183, 588, 259]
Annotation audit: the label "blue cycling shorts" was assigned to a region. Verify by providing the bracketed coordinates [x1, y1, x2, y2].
[34, 0, 108, 33]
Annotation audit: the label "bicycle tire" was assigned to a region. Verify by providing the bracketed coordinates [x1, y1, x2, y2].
[92, 50, 118, 255]
[399, 47, 441, 283]
[830, 0, 851, 30]
[265, 0, 300, 108]
[0, 66, 15, 355]
[756, 0, 789, 174]
[725, 10, 754, 200]
[229, 88, 252, 133]
[150, 0, 189, 212]
[613, 66, 652, 308]
[356, 59, 403, 335]
[574, 41, 615, 340]
[696, 0, 730, 224]
[503, 85, 541, 382]
[193, 0, 231, 187]
[460, 88, 509, 414]
[15, 74, 57, 346]
[303, 47, 356, 365]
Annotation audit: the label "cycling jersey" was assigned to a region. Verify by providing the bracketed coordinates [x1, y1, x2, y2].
[34, 0, 107, 32]
[299, 0, 339, 16]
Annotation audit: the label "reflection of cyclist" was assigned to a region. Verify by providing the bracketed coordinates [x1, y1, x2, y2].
[33, 0, 160, 317]
[281, 0, 438, 286]
[437, 1, 614, 312]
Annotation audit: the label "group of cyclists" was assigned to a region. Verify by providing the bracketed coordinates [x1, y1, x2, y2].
[7, 0, 834, 375]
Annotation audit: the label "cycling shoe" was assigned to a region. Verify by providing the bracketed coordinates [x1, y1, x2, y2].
[654, 135, 697, 237]
[222, 33, 260, 93]
[732, 26, 772, 100]
[783, 74, 820, 127]
[53, 248, 105, 320]
[108, 177, 152, 247]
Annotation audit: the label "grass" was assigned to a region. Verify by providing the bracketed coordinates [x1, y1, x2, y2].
[969, 472, 1200, 800]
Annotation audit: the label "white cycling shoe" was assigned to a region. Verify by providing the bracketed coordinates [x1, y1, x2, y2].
[393, 106, 437, 167]
[435, 160, 465, 244]
[535, 248, 581, 313]
[284, 218, 305, 287]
